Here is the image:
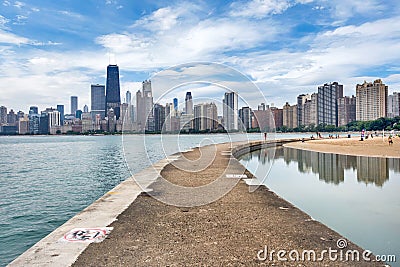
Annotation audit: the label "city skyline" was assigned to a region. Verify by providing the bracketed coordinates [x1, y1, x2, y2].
[1, 1, 400, 113]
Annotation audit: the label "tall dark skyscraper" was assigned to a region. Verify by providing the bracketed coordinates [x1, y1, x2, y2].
[173, 98, 178, 111]
[71, 96, 78, 115]
[91, 84, 106, 119]
[185, 92, 193, 115]
[57, 105, 64, 125]
[105, 64, 121, 120]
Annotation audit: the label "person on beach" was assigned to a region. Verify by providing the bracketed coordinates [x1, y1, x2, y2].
[388, 136, 393, 146]
[264, 132, 267, 141]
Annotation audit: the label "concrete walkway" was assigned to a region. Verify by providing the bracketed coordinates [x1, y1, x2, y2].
[72, 141, 384, 266]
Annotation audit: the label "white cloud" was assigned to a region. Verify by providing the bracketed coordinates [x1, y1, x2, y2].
[319, 0, 386, 24]
[132, 3, 203, 32]
[58, 10, 84, 20]
[295, 0, 314, 3]
[322, 16, 400, 38]
[230, 0, 291, 18]
[13, 14, 27, 25]
[13, 0, 24, 8]
[3, 0, 10, 6]
[96, 2, 280, 70]
[0, 15, 9, 28]
[0, 29, 29, 44]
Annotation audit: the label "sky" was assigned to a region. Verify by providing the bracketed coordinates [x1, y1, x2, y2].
[1, 0, 400, 113]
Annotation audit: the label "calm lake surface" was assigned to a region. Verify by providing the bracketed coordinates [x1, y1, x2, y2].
[240, 146, 400, 265]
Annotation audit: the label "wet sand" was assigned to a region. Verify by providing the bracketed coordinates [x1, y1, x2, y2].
[285, 136, 400, 158]
[73, 142, 384, 266]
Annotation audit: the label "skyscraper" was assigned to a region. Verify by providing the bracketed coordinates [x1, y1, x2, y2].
[223, 92, 238, 131]
[297, 94, 310, 127]
[387, 92, 400, 118]
[153, 103, 166, 132]
[0, 106, 7, 125]
[83, 105, 89, 113]
[7, 109, 17, 125]
[338, 96, 356, 127]
[317, 82, 343, 127]
[28, 107, 39, 134]
[185, 92, 193, 115]
[105, 64, 121, 120]
[71, 96, 78, 115]
[304, 93, 318, 126]
[91, 84, 106, 119]
[194, 103, 218, 131]
[136, 80, 154, 131]
[356, 79, 388, 121]
[282, 103, 298, 129]
[48, 110, 61, 128]
[173, 98, 178, 111]
[126, 90, 132, 105]
[239, 107, 251, 130]
[57, 105, 64, 125]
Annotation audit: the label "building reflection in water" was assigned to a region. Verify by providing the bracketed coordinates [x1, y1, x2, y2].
[247, 147, 399, 187]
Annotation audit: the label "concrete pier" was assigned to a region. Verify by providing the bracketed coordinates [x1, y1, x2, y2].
[10, 139, 384, 266]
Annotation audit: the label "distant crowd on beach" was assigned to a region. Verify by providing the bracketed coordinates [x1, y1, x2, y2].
[303, 130, 399, 146]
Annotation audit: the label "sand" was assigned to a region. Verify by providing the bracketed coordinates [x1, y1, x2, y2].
[285, 136, 400, 158]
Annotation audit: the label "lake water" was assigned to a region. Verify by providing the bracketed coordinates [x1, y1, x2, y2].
[2, 132, 300, 266]
[239, 146, 400, 266]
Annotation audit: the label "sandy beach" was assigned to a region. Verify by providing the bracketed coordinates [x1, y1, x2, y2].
[284, 136, 400, 158]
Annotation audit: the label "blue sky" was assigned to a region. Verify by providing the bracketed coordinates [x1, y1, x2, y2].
[1, 0, 400, 113]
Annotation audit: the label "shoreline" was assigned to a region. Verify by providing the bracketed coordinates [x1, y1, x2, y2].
[9, 139, 385, 266]
[284, 137, 400, 158]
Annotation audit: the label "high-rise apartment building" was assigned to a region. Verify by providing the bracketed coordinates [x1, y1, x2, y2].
[185, 92, 193, 115]
[71, 96, 78, 115]
[270, 107, 283, 129]
[283, 103, 298, 129]
[6, 109, 17, 125]
[28, 106, 39, 134]
[136, 80, 154, 131]
[153, 103, 166, 132]
[105, 64, 121, 120]
[194, 103, 218, 131]
[317, 82, 343, 127]
[303, 93, 318, 126]
[1, 106, 7, 125]
[387, 92, 400, 118]
[338, 96, 356, 127]
[239, 107, 251, 130]
[91, 84, 106, 119]
[297, 94, 310, 127]
[223, 92, 238, 131]
[356, 79, 388, 121]
[48, 110, 61, 128]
